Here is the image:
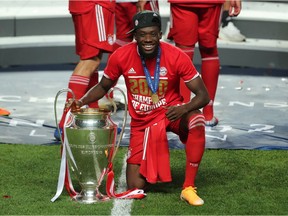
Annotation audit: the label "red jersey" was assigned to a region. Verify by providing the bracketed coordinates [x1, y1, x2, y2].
[69, 0, 116, 14]
[104, 42, 199, 129]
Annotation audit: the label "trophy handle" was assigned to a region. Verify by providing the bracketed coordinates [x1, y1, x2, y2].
[107, 87, 127, 161]
[54, 88, 75, 144]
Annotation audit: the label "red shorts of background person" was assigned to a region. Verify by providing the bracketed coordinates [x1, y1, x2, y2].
[168, 4, 222, 48]
[71, 5, 115, 59]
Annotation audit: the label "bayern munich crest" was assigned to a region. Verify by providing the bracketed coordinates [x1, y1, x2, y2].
[108, 34, 114, 45]
[160, 67, 167, 76]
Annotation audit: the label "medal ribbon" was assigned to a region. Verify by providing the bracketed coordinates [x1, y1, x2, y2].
[140, 47, 161, 95]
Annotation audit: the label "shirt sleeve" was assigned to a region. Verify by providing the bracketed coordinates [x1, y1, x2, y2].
[103, 51, 122, 81]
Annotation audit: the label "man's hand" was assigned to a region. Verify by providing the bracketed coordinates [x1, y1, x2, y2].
[65, 98, 82, 113]
[136, 0, 148, 12]
[229, 0, 242, 16]
[164, 104, 188, 122]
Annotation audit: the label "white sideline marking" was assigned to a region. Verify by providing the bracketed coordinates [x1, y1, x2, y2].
[111, 155, 133, 216]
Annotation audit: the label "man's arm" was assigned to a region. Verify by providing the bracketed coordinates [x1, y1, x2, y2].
[185, 76, 210, 111]
[165, 76, 210, 121]
[68, 76, 116, 111]
[136, 0, 148, 12]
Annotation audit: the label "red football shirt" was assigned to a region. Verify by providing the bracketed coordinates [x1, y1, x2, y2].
[104, 42, 199, 129]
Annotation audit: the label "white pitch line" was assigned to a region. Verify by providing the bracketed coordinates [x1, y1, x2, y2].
[111, 155, 133, 216]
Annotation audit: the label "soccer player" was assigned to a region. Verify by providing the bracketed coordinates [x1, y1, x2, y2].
[107, 0, 158, 101]
[113, 0, 159, 51]
[54, 0, 116, 140]
[67, 11, 210, 206]
[167, 0, 242, 126]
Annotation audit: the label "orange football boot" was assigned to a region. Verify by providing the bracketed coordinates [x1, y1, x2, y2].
[180, 186, 204, 206]
[0, 108, 10, 116]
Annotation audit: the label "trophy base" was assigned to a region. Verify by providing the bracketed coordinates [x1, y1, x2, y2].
[73, 192, 110, 204]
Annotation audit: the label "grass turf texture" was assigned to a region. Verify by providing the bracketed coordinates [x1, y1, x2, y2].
[0, 144, 287, 215]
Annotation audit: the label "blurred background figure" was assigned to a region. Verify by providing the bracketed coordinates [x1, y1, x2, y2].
[55, 1, 116, 141]
[113, 0, 159, 51]
[167, 0, 242, 127]
[219, 0, 246, 42]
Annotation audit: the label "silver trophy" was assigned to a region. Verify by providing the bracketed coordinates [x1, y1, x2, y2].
[53, 87, 127, 203]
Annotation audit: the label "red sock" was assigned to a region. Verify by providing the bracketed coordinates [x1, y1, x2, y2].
[87, 71, 99, 108]
[177, 45, 195, 103]
[199, 46, 220, 120]
[59, 75, 90, 129]
[183, 114, 206, 188]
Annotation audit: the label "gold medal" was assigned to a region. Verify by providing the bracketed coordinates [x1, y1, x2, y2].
[151, 93, 159, 104]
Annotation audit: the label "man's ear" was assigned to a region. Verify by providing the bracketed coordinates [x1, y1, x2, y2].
[159, 31, 163, 39]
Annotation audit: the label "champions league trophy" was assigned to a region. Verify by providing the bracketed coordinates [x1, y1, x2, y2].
[51, 87, 127, 204]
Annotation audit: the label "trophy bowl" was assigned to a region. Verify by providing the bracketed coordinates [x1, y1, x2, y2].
[65, 108, 117, 203]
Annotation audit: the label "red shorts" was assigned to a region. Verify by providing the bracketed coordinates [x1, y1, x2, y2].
[72, 4, 114, 60]
[168, 4, 222, 47]
[115, 1, 159, 41]
[127, 117, 188, 165]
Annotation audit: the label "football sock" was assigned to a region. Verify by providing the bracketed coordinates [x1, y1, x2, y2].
[183, 114, 206, 188]
[178, 45, 195, 60]
[59, 75, 90, 129]
[199, 46, 220, 120]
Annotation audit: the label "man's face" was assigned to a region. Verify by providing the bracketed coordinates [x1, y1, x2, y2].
[134, 26, 162, 59]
